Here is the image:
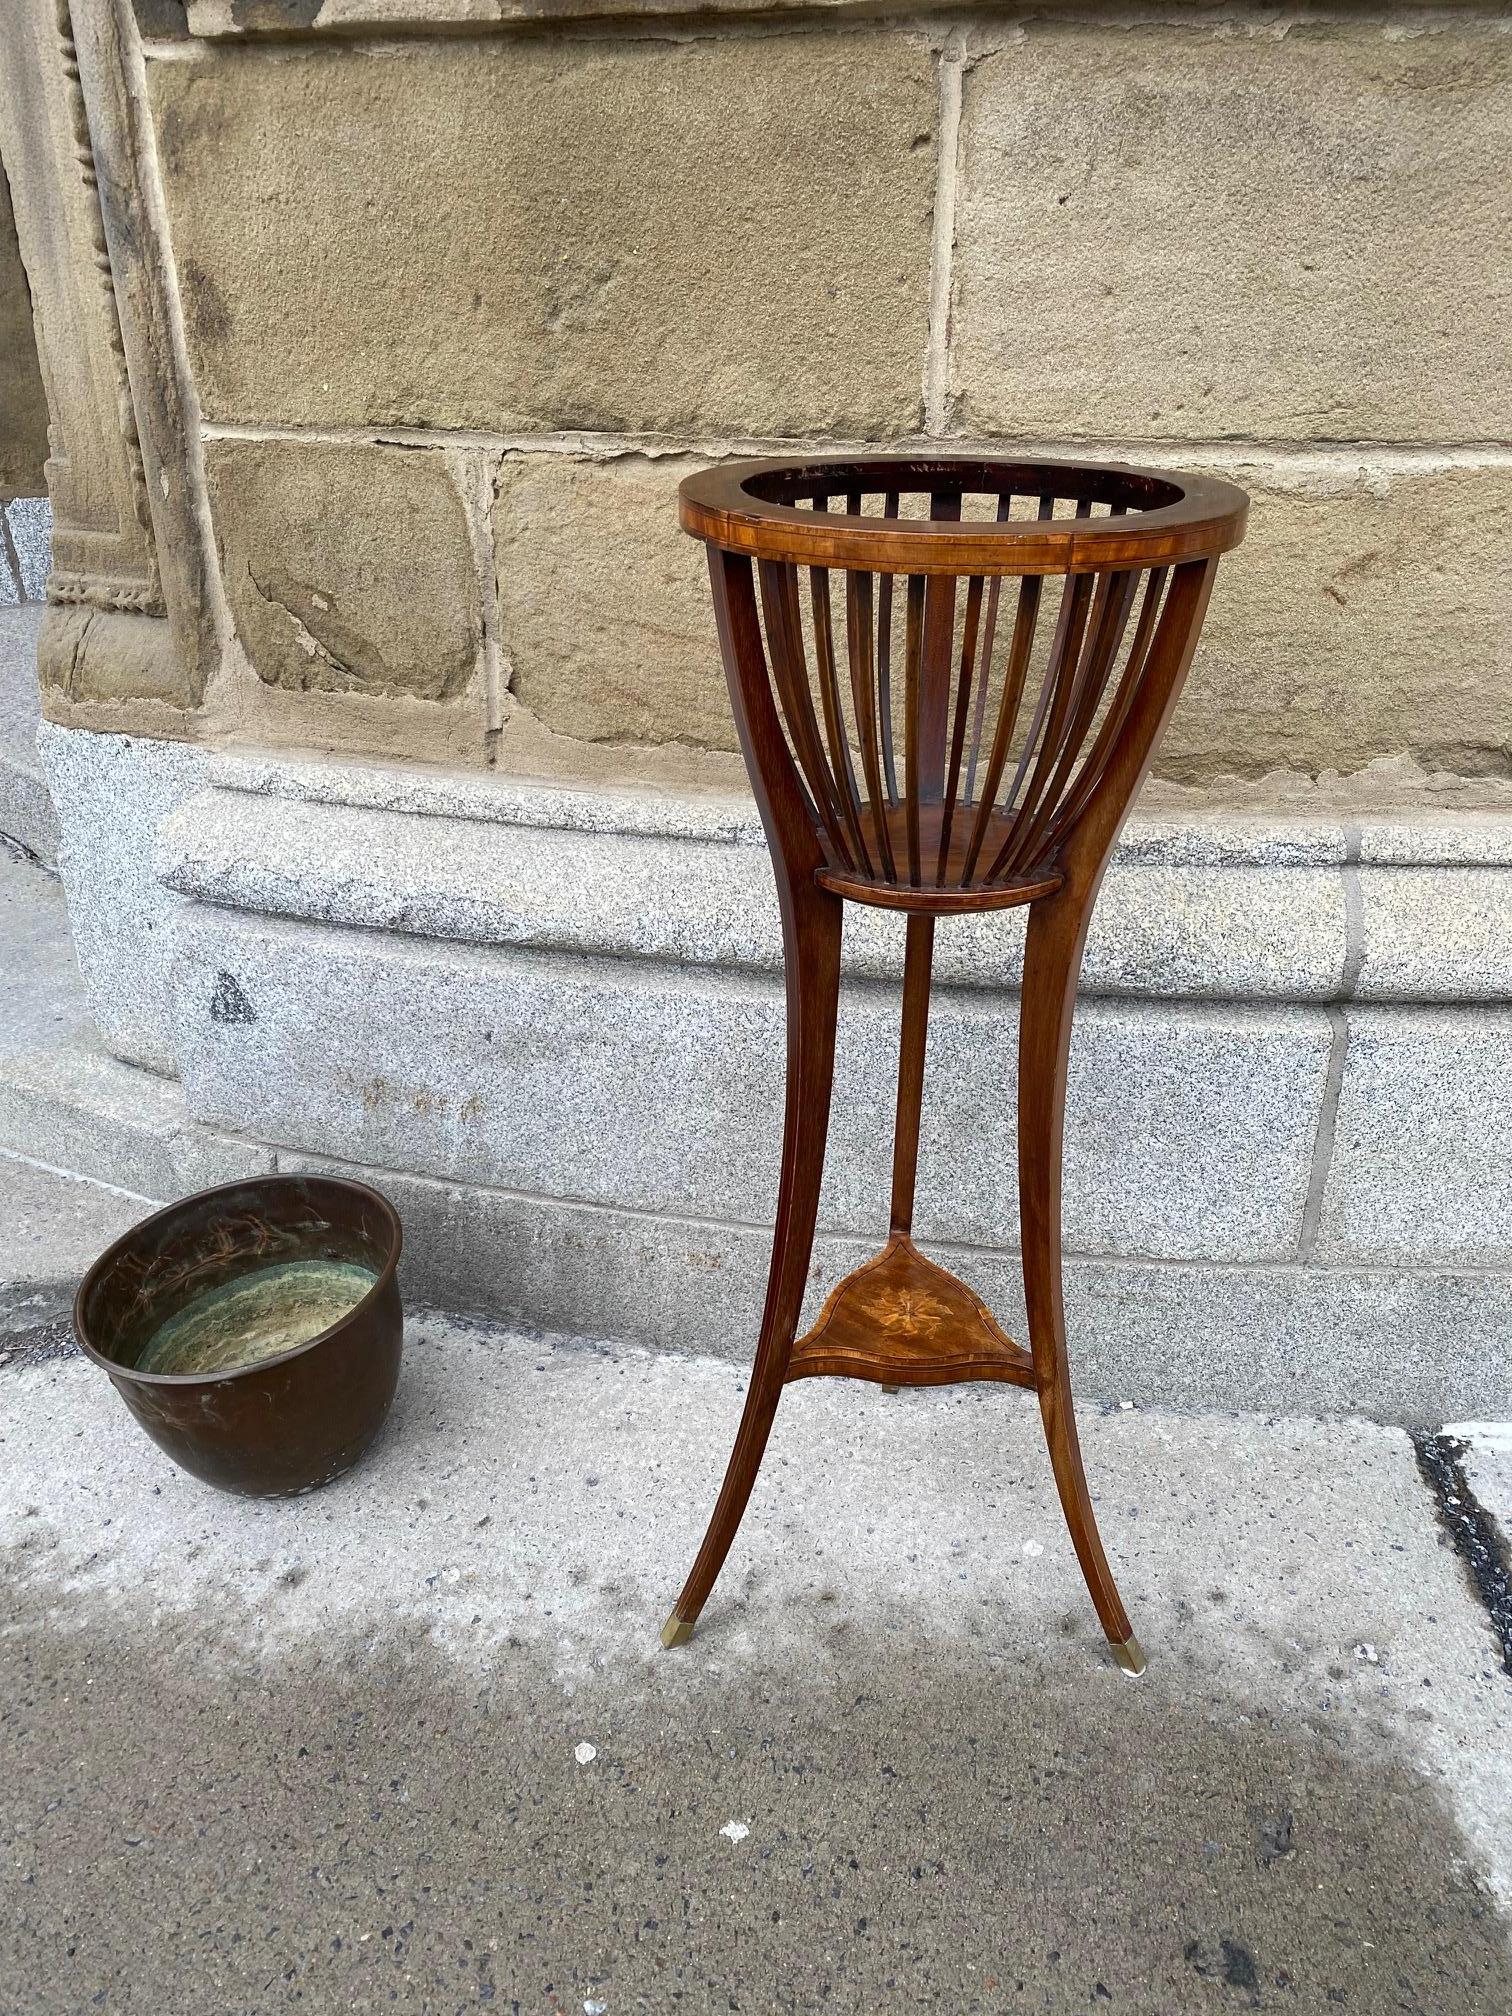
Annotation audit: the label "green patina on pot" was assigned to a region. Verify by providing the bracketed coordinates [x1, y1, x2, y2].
[136, 1258, 379, 1377]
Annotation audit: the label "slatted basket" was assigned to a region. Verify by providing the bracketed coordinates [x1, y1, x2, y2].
[679, 455, 1247, 912]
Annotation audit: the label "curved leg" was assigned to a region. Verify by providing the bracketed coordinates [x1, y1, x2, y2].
[662, 881, 845, 1646]
[1018, 890, 1144, 1675]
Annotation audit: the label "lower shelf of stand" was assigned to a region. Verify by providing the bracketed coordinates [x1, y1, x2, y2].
[785, 1235, 1037, 1389]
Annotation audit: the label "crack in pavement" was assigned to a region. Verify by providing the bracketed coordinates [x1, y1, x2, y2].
[0, 1314, 79, 1366]
[1413, 1429, 1512, 1678]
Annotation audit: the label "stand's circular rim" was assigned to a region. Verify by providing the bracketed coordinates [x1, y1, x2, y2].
[679, 453, 1248, 574]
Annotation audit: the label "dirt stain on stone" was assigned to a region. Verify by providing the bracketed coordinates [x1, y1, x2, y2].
[228, 0, 322, 30]
[209, 970, 255, 1024]
[177, 255, 232, 353]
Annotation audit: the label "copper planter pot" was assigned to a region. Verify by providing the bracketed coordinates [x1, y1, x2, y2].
[74, 1174, 403, 1498]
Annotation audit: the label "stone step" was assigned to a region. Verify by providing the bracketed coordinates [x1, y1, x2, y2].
[3, 1024, 1509, 1423]
[0, 847, 88, 1056]
[0, 1149, 155, 1334]
[0, 1036, 272, 1203]
[0, 838, 273, 1208]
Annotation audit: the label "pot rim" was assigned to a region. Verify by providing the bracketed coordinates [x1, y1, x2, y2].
[73, 1173, 403, 1389]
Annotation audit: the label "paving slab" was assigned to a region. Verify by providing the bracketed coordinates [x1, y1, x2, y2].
[0, 1150, 156, 1333]
[1457, 1423, 1512, 1536]
[1442, 1422, 1512, 1665]
[0, 846, 88, 1058]
[2, 1317, 1508, 2013]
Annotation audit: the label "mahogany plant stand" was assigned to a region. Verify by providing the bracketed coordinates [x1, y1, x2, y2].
[663, 454, 1247, 1674]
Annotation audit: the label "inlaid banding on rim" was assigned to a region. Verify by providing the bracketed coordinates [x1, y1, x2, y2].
[679, 453, 1247, 576]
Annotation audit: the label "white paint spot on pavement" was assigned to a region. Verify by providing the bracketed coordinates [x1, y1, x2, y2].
[574, 1742, 597, 1765]
[720, 1820, 749, 1843]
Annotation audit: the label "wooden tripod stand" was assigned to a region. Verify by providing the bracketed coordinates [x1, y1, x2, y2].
[663, 454, 1247, 1672]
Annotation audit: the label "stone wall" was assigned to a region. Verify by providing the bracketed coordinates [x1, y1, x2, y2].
[3, 2, 1512, 1417]
[6, 2, 1505, 786]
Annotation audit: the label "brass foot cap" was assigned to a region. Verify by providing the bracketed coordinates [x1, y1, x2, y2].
[660, 1612, 695, 1650]
[1111, 1634, 1147, 1678]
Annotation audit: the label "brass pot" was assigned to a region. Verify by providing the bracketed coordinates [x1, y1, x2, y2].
[74, 1174, 403, 1498]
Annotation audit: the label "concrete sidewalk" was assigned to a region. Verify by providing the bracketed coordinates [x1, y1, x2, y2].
[3, 1309, 1509, 2014]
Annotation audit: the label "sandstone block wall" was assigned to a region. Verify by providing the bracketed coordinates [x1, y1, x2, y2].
[148, 35, 938, 439]
[950, 22, 1509, 446]
[12, 5, 1512, 788]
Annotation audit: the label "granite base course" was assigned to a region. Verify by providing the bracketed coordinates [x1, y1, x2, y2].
[17, 723, 1512, 1422]
[0, 1028, 1506, 1423]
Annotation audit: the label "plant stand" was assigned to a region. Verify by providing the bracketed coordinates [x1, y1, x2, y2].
[664, 453, 1248, 1673]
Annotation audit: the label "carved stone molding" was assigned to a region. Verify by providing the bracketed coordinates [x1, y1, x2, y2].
[0, 166, 49, 498]
[0, 0, 162, 616]
[38, 602, 191, 714]
[71, 0, 218, 699]
[177, 0, 862, 35]
[0, 0, 212, 718]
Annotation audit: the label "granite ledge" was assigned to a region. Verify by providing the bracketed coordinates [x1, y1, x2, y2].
[160, 783, 1352, 1001]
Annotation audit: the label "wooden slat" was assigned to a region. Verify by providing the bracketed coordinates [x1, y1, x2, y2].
[1043, 567, 1169, 851]
[902, 572, 926, 886]
[985, 571, 1096, 882]
[844, 564, 897, 883]
[876, 491, 900, 800]
[959, 571, 1044, 884]
[962, 492, 1018, 803]
[937, 574, 985, 882]
[994, 567, 1140, 879]
[809, 552, 872, 876]
[809, 488, 872, 871]
[757, 557, 854, 869]
[917, 489, 962, 802]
